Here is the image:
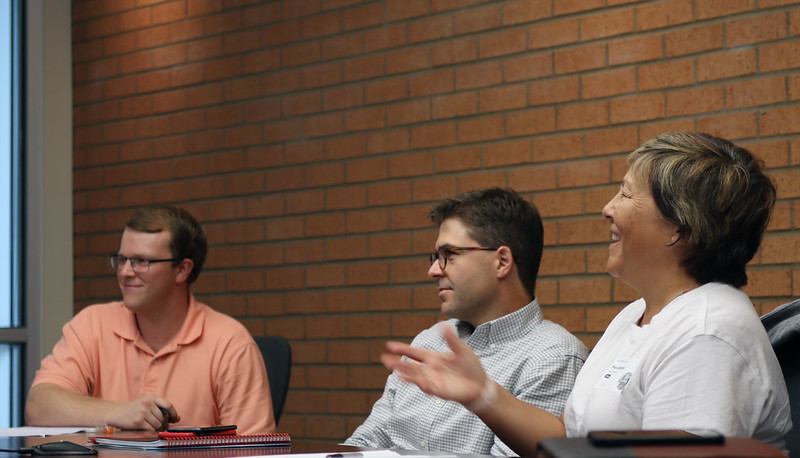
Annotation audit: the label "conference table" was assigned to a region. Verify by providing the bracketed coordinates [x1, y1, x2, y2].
[0, 433, 364, 457]
[0, 432, 788, 458]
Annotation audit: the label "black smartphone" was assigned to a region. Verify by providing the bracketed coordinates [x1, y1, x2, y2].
[588, 429, 724, 447]
[166, 425, 237, 436]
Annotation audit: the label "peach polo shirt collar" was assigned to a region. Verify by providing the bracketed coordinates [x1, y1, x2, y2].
[112, 294, 205, 357]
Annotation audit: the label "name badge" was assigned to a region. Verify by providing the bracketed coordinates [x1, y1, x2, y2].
[595, 358, 638, 392]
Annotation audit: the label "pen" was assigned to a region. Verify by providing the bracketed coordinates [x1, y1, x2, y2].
[325, 453, 363, 458]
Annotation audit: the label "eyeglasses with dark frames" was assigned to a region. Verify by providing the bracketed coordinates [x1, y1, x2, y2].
[110, 254, 181, 273]
[429, 246, 497, 270]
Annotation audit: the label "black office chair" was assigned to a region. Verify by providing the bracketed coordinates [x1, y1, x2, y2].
[253, 335, 292, 425]
[761, 299, 800, 456]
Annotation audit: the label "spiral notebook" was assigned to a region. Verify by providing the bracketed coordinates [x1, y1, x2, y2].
[90, 431, 291, 450]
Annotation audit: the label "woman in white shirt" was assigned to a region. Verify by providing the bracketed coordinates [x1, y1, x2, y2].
[381, 132, 791, 456]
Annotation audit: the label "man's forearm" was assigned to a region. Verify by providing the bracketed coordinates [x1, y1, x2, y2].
[26, 383, 115, 427]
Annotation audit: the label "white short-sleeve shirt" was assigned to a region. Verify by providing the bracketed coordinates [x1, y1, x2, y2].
[564, 283, 791, 450]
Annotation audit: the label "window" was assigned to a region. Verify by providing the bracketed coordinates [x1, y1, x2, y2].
[0, 0, 24, 428]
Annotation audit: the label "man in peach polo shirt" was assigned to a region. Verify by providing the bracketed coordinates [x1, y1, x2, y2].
[25, 205, 275, 434]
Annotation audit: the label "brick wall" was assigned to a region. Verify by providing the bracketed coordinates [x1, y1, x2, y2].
[72, 0, 800, 442]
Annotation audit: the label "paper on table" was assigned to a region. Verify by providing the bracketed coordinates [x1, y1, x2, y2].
[0, 426, 99, 437]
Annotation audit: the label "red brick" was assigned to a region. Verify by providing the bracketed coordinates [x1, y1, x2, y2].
[344, 106, 385, 132]
[346, 208, 390, 233]
[284, 140, 323, 165]
[610, 93, 665, 124]
[169, 18, 205, 42]
[431, 37, 477, 67]
[635, 0, 692, 30]
[582, 67, 636, 99]
[760, 105, 800, 136]
[387, 100, 430, 126]
[169, 109, 205, 133]
[558, 101, 608, 130]
[364, 23, 407, 52]
[454, 4, 501, 34]
[435, 146, 482, 173]
[696, 0, 754, 19]
[368, 182, 412, 206]
[136, 25, 169, 50]
[326, 185, 368, 210]
[282, 91, 322, 117]
[408, 15, 452, 44]
[504, 53, 553, 82]
[322, 33, 362, 60]
[282, 0, 321, 20]
[585, 127, 638, 157]
[322, 84, 364, 111]
[301, 11, 341, 39]
[639, 59, 694, 91]
[665, 24, 723, 57]
[367, 129, 410, 154]
[326, 236, 368, 261]
[759, 41, 800, 72]
[432, 92, 477, 119]
[343, 55, 384, 82]
[152, 88, 186, 113]
[168, 63, 203, 88]
[385, 0, 428, 22]
[205, 10, 242, 35]
[555, 43, 605, 74]
[365, 77, 407, 104]
[484, 139, 531, 168]
[347, 262, 389, 285]
[457, 116, 504, 143]
[727, 76, 787, 109]
[187, 0, 223, 17]
[386, 47, 430, 75]
[187, 83, 223, 107]
[697, 48, 756, 81]
[529, 76, 579, 106]
[728, 13, 787, 47]
[343, 3, 383, 31]
[206, 56, 241, 81]
[283, 42, 321, 68]
[119, 8, 153, 32]
[455, 61, 501, 90]
[409, 69, 454, 97]
[411, 122, 457, 149]
[84, 15, 118, 39]
[262, 22, 301, 47]
[667, 85, 724, 117]
[389, 152, 434, 178]
[458, 171, 508, 193]
[553, 0, 605, 15]
[506, 108, 556, 138]
[479, 28, 526, 59]
[609, 34, 662, 66]
[103, 32, 137, 56]
[346, 157, 388, 183]
[152, 1, 186, 24]
[529, 19, 578, 50]
[503, 0, 552, 25]
[243, 49, 281, 74]
[582, 7, 634, 40]
[532, 134, 583, 162]
[325, 134, 366, 159]
[87, 57, 121, 79]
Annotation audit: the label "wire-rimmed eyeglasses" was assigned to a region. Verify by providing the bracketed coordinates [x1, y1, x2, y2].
[110, 254, 180, 273]
[429, 246, 497, 270]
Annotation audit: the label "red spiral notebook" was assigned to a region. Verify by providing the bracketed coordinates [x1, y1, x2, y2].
[90, 431, 291, 450]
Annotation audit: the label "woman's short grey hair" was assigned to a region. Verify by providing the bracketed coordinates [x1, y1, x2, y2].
[628, 132, 775, 288]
